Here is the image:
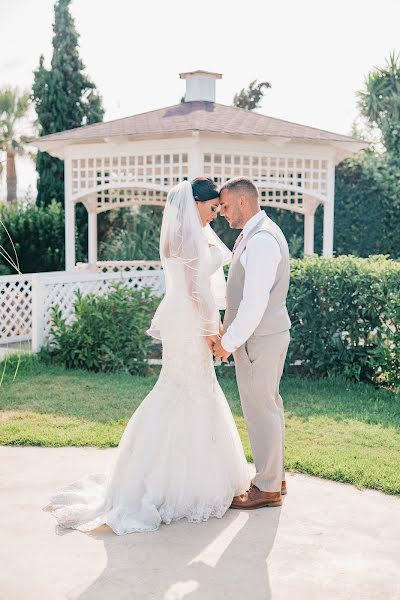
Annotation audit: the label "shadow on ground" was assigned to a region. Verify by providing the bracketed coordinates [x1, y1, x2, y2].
[71, 509, 281, 600]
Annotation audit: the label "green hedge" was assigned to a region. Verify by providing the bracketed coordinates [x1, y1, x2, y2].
[41, 256, 399, 386]
[287, 255, 400, 385]
[41, 284, 160, 375]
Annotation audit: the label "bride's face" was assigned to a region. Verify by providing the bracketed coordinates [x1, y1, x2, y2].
[196, 198, 219, 227]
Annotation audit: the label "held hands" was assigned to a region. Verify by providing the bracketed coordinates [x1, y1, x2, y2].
[212, 338, 231, 363]
[205, 335, 219, 353]
[206, 320, 232, 363]
[205, 334, 231, 363]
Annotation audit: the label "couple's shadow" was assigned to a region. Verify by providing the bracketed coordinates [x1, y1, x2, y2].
[72, 506, 281, 600]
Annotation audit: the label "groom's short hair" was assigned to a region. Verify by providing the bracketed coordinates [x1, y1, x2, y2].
[219, 177, 259, 203]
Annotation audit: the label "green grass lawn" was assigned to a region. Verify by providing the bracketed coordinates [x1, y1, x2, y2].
[1, 354, 399, 495]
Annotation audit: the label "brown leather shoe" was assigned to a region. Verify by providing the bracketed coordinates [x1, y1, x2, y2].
[230, 485, 282, 509]
[250, 479, 287, 495]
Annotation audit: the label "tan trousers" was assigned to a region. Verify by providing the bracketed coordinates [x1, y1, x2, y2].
[234, 330, 290, 493]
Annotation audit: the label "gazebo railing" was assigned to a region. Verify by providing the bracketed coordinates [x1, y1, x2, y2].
[75, 260, 162, 273]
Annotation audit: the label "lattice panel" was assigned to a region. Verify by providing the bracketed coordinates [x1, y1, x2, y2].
[203, 153, 329, 212]
[76, 261, 163, 273]
[96, 188, 169, 212]
[0, 276, 32, 342]
[259, 188, 301, 209]
[71, 153, 189, 211]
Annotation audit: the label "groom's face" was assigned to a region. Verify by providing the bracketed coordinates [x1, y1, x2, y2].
[219, 189, 244, 229]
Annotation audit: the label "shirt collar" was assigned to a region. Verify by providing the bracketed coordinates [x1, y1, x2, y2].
[241, 210, 266, 239]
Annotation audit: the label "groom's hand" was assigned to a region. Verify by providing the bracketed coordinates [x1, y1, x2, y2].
[213, 338, 231, 363]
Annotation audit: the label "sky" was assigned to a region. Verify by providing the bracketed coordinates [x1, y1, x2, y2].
[1, 0, 400, 198]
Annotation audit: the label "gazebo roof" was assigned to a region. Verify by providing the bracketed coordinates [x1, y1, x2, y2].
[34, 101, 367, 155]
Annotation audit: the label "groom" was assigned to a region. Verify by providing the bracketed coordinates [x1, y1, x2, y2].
[212, 177, 291, 509]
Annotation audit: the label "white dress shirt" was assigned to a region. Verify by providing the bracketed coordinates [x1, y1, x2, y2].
[221, 211, 281, 353]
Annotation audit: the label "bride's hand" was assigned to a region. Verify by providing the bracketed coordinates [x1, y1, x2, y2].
[205, 335, 219, 353]
[212, 338, 231, 363]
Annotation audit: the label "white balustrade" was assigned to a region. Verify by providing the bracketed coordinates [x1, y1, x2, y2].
[75, 260, 162, 273]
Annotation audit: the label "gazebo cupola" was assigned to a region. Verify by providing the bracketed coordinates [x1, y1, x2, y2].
[180, 70, 222, 102]
[33, 70, 368, 272]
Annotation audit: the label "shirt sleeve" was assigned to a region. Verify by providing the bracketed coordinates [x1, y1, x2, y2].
[221, 232, 281, 353]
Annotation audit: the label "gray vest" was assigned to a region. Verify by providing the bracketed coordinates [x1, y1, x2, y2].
[224, 214, 291, 338]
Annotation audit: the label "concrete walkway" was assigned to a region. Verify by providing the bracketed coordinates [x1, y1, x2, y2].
[1, 446, 399, 600]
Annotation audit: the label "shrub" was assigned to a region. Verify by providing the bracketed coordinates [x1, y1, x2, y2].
[42, 283, 160, 375]
[287, 255, 400, 385]
[99, 206, 162, 261]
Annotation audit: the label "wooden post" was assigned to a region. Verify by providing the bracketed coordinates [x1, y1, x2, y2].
[64, 156, 76, 271]
[304, 213, 315, 255]
[88, 198, 98, 266]
[31, 274, 45, 352]
[323, 160, 335, 257]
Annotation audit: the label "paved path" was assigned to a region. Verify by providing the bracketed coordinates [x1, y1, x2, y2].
[1, 446, 399, 600]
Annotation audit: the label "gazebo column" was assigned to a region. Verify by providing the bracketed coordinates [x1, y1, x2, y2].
[64, 157, 76, 271]
[304, 213, 315, 255]
[323, 161, 335, 257]
[303, 196, 319, 256]
[188, 131, 203, 180]
[87, 198, 98, 266]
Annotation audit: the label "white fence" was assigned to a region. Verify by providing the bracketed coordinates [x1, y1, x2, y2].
[0, 269, 165, 350]
[75, 260, 162, 273]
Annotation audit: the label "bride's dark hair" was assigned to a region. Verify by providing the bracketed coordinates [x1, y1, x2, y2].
[191, 176, 219, 202]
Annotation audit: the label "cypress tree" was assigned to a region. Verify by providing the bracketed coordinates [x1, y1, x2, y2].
[32, 0, 104, 206]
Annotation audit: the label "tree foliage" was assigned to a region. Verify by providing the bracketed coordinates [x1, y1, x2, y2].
[357, 51, 400, 155]
[98, 206, 163, 261]
[0, 200, 65, 274]
[232, 79, 271, 110]
[332, 151, 400, 257]
[32, 0, 104, 206]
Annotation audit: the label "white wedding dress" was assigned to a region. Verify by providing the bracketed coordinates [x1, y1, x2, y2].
[44, 243, 250, 535]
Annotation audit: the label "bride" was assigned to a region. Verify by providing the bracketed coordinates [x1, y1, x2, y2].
[44, 177, 250, 535]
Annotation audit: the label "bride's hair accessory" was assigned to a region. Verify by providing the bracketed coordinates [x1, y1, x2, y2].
[191, 177, 219, 202]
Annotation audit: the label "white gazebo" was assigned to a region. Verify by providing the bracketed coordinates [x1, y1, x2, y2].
[34, 70, 368, 272]
[0, 71, 368, 350]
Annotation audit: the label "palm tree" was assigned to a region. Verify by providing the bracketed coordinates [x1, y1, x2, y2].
[0, 87, 32, 204]
[357, 52, 400, 154]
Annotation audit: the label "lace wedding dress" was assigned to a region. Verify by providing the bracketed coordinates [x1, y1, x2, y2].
[44, 182, 249, 535]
